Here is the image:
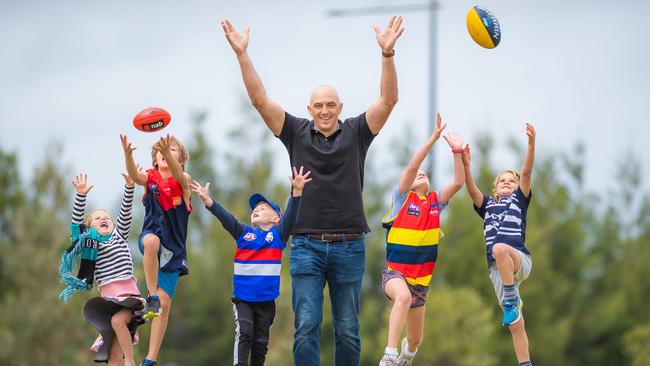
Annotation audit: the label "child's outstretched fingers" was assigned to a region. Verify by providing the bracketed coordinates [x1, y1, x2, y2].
[432, 113, 448, 140]
[73, 173, 94, 194]
[525, 123, 536, 144]
[157, 134, 174, 153]
[289, 166, 313, 190]
[442, 132, 463, 150]
[120, 134, 136, 154]
[190, 180, 211, 204]
[121, 172, 136, 187]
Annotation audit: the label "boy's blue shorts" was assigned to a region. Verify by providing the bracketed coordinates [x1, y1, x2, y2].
[157, 269, 180, 298]
[139, 233, 181, 298]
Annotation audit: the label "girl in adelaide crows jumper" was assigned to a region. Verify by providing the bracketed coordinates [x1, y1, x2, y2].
[191, 166, 311, 366]
[379, 114, 465, 366]
[63, 173, 144, 366]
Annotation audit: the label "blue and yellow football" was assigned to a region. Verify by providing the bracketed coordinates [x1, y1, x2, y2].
[466, 5, 501, 49]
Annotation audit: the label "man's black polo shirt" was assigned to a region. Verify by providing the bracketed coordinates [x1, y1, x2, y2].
[277, 111, 376, 234]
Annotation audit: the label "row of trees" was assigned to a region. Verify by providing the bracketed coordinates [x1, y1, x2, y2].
[1, 108, 649, 365]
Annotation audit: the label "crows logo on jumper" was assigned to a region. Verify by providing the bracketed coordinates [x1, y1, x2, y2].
[406, 203, 420, 217]
[243, 232, 257, 241]
[429, 204, 440, 216]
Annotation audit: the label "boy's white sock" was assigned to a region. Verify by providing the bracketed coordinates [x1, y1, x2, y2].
[402, 344, 417, 357]
[384, 347, 398, 357]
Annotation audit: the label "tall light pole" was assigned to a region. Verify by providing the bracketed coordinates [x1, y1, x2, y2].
[328, 0, 440, 185]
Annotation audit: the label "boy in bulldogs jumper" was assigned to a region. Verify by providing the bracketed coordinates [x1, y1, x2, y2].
[191, 166, 311, 366]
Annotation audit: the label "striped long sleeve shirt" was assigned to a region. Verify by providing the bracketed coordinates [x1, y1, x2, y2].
[71, 185, 136, 286]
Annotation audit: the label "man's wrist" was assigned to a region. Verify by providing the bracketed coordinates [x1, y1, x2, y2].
[452, 148, 463, 154]
[382, 49, 395, 58]
[236, 50, 249, 59]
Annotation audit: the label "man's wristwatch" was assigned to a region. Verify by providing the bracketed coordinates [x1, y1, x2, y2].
[382, 49, 395, 58]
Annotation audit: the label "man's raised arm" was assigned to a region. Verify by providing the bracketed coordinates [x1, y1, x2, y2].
[222, 19, 285, 136]
[366, 16, 404, 135]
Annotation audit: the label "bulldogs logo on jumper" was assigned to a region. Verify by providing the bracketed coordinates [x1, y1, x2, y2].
[406, 203, 420, 217]
[243, 232, 257, 241]
[265, 232, 274, 243]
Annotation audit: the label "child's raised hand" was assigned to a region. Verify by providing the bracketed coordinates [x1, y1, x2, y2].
[442, 132, 463, 150]
[120, 134, 136, 155]
[154, 134, 173, 155]
[431, 113, 447, 141]
[289, 166, 312, 197]
[462, 144, 471, 166]
[72, 173, 94, 195]
[121, 165, 141, 187]
[525, 123, 536, 146]
[190, 180, 213, 207]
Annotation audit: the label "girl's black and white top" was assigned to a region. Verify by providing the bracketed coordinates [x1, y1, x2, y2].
[71, 185, 135, 286]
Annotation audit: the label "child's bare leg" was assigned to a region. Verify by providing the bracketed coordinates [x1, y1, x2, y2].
[146, 289, 173, 361]
[509, 316, 531, 362]
[404, 305, 425, 352]
[111, 308, 136, 365]
[107, 336, 124, 366]
[384, 278, 411, 348]
[142, 234, 160, 296]
[492, 243, 522, 285]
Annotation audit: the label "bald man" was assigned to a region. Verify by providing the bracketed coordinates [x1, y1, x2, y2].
[222, 16, 404, 366]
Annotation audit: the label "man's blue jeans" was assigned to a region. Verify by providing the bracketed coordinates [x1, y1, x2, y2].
[290, 235, 365, 366]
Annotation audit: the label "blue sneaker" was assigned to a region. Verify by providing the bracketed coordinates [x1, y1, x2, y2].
[502, 297, 523, 326]
[140, 359, 158, 366]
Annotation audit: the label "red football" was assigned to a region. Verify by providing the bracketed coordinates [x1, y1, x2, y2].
[133, 107, 171, 132]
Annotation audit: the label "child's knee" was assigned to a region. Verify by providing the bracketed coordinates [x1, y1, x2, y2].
[159, 292, 173, 312]
[393, 291, 411, 309]
[110, 312, 128, 330]
[237, 319, 255, 340]
[142, 234, 160, 251]
[492, 243, 510, 258]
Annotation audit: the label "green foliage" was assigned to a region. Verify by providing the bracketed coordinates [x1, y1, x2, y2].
[624, 323, 650, 366]
[1, 113, 649, 366]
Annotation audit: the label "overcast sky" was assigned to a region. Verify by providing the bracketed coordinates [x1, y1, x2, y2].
[1, 0, 649, 209]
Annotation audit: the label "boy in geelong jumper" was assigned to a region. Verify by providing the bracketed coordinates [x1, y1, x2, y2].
[463, 123, 536, 366]
[191, 166, 311, 366]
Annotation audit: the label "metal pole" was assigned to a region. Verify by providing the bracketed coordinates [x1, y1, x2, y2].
[328, 1, 439, 184]
[428, 0, 437, 187]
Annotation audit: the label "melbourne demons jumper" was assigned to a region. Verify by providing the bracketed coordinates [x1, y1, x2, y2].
[140, 169, 192, 275]
[382, 191, 444, 287]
